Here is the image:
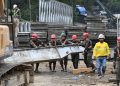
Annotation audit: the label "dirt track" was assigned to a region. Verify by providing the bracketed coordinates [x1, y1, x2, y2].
[29, 61, 117, 86]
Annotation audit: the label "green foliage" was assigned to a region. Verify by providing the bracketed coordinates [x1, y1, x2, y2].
[10, 0, 120, 21]
[104, 0, 120, 13]
[31, 0, 39, 21]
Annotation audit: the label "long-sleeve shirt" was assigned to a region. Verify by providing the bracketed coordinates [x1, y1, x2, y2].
[30, 39, 44, 48]
[114, 46, 120, 61]
[93, 42, 110, 58]
[83, 39, 92, 52]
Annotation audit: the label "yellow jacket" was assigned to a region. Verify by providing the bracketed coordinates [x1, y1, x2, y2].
[93, 42, 110, 58]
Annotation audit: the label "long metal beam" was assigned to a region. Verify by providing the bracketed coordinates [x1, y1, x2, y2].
[0, 46, 84, 77]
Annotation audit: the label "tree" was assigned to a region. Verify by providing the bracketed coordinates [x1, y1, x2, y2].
[100, 0, 120, 13]
[10, 0, 120, 21]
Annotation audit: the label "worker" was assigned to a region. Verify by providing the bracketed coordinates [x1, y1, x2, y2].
[93, 34, 110, 77]
[71, 35, 80, 69]
[59, 32, 70, 72]
[114, 37, 120, 86]
[82, 32, 95, 70]
[30, 33, 44, 72]
[49, 34, 59, 72]
[12, 4, 20, 17]
[12, 4, 21, 47]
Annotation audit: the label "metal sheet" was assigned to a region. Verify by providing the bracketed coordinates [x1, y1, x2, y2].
[4, 48, 60, 64]
[70, 46, 84, 53]
[56, 46, 72, 58]
[57, 46, 84, 58]
[0, 63, 18, 77]
[4, 46, 84, 64]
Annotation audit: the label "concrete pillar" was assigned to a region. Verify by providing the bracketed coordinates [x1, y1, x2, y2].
[24, 71, 29, 86]
[29, 65, 34, 83]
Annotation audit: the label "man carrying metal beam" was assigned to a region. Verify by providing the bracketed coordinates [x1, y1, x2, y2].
[71, 35, 80, 69]
[59, 32, 70, 72]
[30, 33, 44, 72]
[49, 34, 60, 72]
[114, 37, 120, 86]
[82, 32, 95, 71]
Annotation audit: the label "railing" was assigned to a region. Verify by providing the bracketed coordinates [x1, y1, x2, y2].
[19, 22, 31, 33]
[39, 0, 73, 25]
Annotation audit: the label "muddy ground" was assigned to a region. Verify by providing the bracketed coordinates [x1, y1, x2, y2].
[29, 61, 117, 86]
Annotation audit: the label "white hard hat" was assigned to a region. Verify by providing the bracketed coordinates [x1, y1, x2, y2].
[13, 4, 17, 9]
[98, 34, 105, 39]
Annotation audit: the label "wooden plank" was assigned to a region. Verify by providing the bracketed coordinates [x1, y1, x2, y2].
[72, 67, 92, 75]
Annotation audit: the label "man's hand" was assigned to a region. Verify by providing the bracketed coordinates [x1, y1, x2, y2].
[82, 52, 84, 55]
[88, 46, 92, 49]
[62, 43, 65, 47]
[72, 43, 75, 45]
[94, 56, 96, 60]
[117, 56, 120, 59]
[107, 54, 112, 61]
[118, 54, 120, 58]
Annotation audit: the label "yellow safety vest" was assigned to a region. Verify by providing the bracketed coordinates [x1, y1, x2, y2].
[93, 42, 110, 58]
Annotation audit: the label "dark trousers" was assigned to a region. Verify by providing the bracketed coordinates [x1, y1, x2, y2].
[31, 63, 39, 72]
[116, 59, 120, 86]
[71, 53, 79, 69]
[84, 52, 89, 67]
[60, 56, 68, 71]
[84, 52, 95, 69]
[35, 63, 39, 71]
[49, 61, 56, 71]
[117, 80, 119, 86]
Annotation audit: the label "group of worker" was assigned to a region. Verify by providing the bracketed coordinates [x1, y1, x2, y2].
[30, 32, 95, 72]
[30, 32, 81, 72]
[29, 31, 120, 85]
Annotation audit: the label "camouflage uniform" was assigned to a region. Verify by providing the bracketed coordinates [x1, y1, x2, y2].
[49, 41, 60, 72]
[59, 39, 70, 71]
[83, 39, 95, 69]
[71, 40, 80, 69]
[114, 47, 120, 85]
[30, 38, 44, 72]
